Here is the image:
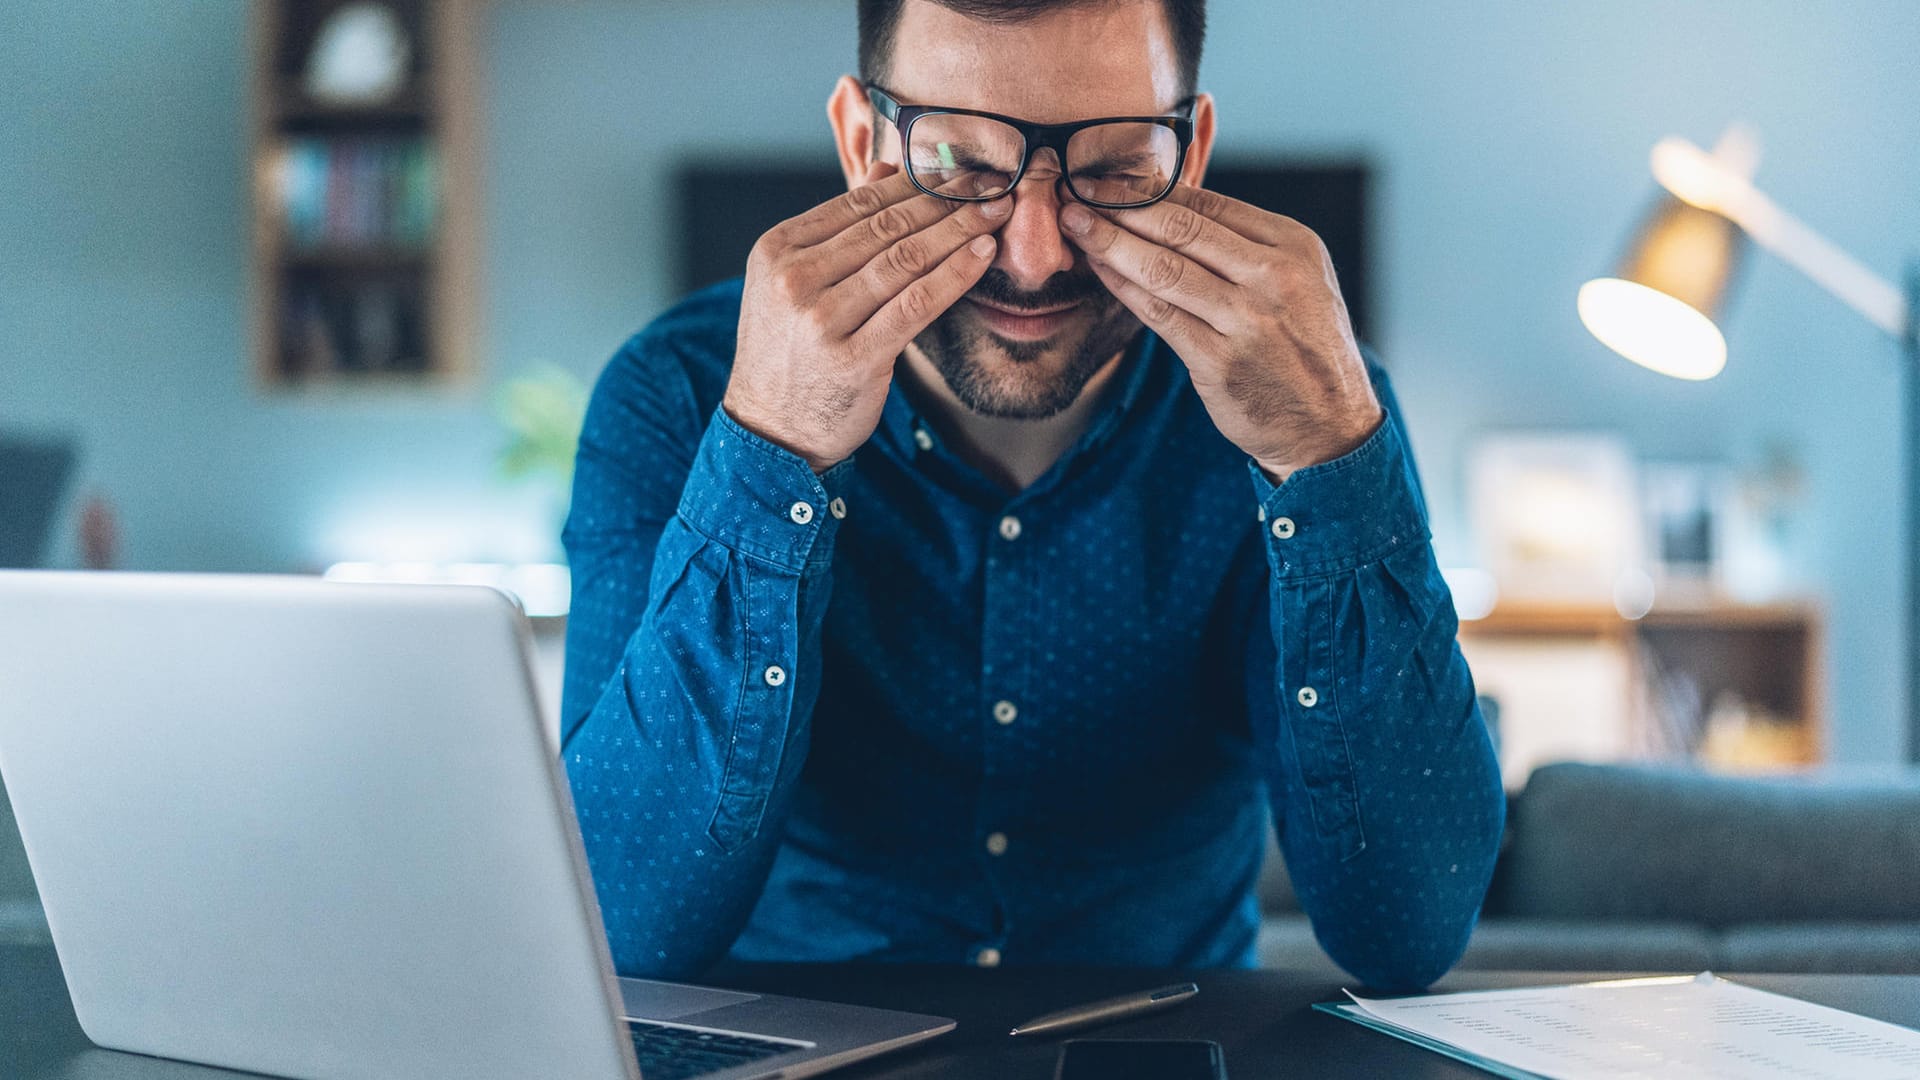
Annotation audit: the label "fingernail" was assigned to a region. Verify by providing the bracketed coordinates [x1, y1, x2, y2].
[980, 198, 1013, 218]
[970, 235, 997, 256]
[1060, 205, 1092, 233]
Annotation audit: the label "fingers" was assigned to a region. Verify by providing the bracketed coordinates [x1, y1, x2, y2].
[821, 198, 1011, 331]
[1105, 196, 1272, 284]
[1159, 184, 1293, 246]
[1087, 257, 1225, 359]
[1061, 203, 1239, 332]
[852, 233, 998, 360]
[775, 163, 924, 249]
[804, 178, 990, 285]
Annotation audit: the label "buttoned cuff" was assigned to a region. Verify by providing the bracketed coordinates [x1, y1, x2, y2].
[1248, 410, 1431, 579]
[676, 407, 855, 574]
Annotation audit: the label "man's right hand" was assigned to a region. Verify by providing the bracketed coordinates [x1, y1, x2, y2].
[722, 162, 1011, 473]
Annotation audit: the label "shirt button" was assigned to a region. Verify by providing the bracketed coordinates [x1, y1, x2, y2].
[985, 832, 1009, 856]
[789, 501, 815, 525]
[993, 700, 1018, 726]
[974, 947, 1002, 968]
[1270, 515, 1297, 540]
[998, 515, 1022, 541]
[913, 427, 935, 452]
[1257, 505, 1268, 522]
[828, 496, 847, 520]
[1297, 685, 1318, 708]
[764, 665, 788, 687]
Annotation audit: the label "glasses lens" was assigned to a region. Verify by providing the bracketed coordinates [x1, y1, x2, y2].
[907, 113, 1024, 199]
[1066, 122, 1180, 206]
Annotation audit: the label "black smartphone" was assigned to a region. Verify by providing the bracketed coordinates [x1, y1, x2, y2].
[1054, 1038, 1227, 1080]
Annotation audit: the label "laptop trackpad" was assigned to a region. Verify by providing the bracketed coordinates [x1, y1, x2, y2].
[617, 978, 761, 1021]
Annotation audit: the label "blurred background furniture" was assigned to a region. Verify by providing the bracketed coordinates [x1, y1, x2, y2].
[0, 435, 75, 570]
[1258, 761, 1920, 975]
[249, 0, 481, 386]
[1459, 599, 1823, 786]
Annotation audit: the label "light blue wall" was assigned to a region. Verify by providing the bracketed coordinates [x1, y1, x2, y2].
[2, 1, 1915, 760]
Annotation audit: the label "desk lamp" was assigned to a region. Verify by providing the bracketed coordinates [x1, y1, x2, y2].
[1577, 125, 1920, 760]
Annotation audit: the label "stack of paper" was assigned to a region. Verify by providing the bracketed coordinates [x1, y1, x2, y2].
[1316, 972, 1920, 1079]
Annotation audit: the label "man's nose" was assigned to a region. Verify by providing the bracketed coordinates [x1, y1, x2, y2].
[988, 151, 1077, 292]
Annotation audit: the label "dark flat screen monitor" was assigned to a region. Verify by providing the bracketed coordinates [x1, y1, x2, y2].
[0, 435, 77, 568]
[676, 159, 1373, 343]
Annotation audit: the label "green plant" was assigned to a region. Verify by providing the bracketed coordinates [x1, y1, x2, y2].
[495, 364, 589, 487]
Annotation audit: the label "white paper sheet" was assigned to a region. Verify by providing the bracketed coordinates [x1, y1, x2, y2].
[1341, 972, 1920, 1080]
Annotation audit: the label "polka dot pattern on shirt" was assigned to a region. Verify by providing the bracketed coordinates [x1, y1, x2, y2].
[559, 279, 1505, 991]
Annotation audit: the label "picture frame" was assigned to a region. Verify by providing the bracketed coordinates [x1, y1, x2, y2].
[1467, 432, 1642, 604]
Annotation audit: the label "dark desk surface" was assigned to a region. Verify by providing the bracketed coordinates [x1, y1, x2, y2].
[5, 943, 1919, 1078]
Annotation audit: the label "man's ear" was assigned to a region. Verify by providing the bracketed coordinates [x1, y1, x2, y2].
[827, 74, 879, 190]
[1178, 92, 1216, 190]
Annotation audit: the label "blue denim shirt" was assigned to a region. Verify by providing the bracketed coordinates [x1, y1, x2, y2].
[561, 278, 1503, 991]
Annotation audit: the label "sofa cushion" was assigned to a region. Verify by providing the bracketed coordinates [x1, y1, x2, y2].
[1255, 832, 1299, 913]
[1491, 763, 1920, 926]
[1254, 914, 1346, 977]
[1455, 917, 1713, 972]
[1719, 923, 1920, 974]
[1259, 912, 1717, 976]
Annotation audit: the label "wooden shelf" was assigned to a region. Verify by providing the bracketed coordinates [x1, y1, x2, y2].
[1459, 597, 1824, 777]
[270, 78, 433, 125]
[247, 0, 480, 391]
[1462, 599, 1819, 636]
[281, 246, 431, 271]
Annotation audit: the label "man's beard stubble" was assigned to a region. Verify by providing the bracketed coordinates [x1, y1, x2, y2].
[912, 266, 1143, 420]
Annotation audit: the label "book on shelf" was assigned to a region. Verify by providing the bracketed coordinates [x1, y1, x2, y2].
[271, 136, 439, 252]
[278, 278, 428, 377]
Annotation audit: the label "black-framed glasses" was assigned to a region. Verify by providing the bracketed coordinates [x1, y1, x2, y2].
[865, 82, 1196, 210]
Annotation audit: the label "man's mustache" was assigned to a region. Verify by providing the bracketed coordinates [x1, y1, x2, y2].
[963, 267, 1111, 313]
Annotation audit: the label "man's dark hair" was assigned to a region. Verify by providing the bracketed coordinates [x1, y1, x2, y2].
[857, 0, 1206, 100]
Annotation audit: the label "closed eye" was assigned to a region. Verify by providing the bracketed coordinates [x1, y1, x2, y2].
[1072, 152, 1161, 177]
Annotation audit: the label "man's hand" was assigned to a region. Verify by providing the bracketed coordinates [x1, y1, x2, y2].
[724, 162, 1010, 472]
[1061, 187, 1384, 483]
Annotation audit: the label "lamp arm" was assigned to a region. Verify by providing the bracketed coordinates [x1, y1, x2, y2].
[1652, 137, 1910, 339]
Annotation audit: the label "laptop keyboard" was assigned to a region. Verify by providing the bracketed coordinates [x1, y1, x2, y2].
[626, 1020, 803, 1080]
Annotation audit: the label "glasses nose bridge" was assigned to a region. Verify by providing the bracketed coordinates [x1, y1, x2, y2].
[1020, 125, 1074, 176]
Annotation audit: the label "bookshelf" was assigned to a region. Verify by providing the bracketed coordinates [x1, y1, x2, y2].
[1458, 599, 1824, 785]
[248, 0, 481, 388]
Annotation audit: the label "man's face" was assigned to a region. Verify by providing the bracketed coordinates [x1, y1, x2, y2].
[868, 0, 1199, 419]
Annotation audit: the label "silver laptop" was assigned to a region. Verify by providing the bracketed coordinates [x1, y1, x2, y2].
[0, 571, 952, 1080]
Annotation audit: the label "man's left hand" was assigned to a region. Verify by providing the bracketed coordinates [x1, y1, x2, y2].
[1061, 187, 1384, 483]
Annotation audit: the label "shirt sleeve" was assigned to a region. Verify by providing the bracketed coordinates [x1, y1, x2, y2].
[1244, 354, 1506, 992]
[560, 335, 851, 979]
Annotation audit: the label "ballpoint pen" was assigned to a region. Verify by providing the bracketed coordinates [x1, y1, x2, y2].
[1008, 982, 1201, 1037]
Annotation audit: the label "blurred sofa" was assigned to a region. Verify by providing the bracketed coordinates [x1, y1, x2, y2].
[1258, 761, 1920, 975]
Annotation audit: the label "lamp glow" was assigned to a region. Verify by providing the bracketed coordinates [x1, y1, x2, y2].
[1577, 277, 1728, 380]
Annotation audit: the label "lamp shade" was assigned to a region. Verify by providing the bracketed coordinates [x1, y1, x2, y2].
[1579, 193, 1747, 380]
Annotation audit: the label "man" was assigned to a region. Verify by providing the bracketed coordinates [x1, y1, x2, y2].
[562, 0, 1503, 993]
